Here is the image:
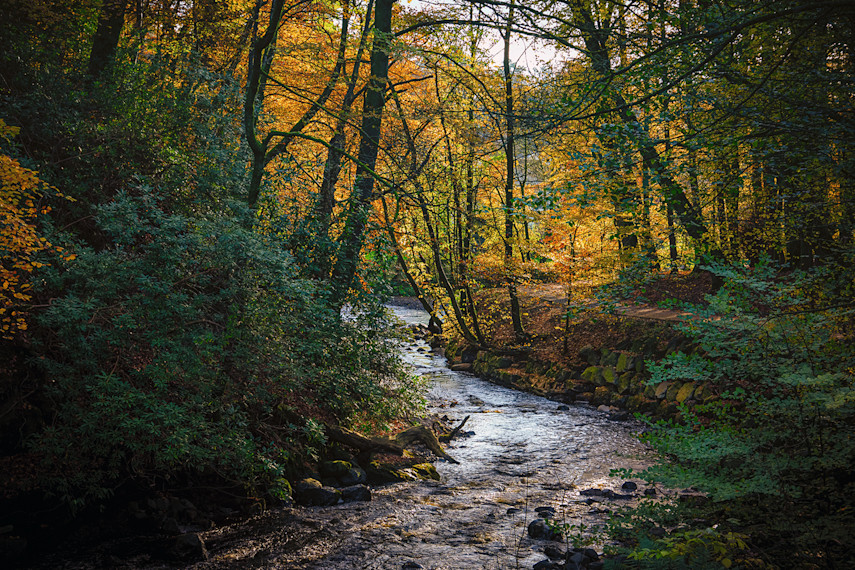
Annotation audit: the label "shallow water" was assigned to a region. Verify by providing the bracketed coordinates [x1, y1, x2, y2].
[39, 305, 653, 569]
[222, 305, 652, 569]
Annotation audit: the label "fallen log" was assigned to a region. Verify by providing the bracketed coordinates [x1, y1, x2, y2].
[395, 425, 459, 464]
[325, 425, 404, 455]
[439, 415, 469, 444]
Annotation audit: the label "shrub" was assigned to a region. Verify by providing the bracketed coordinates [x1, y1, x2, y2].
[29, 190, 422, 509]
[629, 259, 855, 565]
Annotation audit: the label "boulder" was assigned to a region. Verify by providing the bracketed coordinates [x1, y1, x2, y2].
[602, 351, 619, 367]
[616, 372, 634, 394]
[339, 467, 367, 486]
[601, 367, 617, 385]
[579, 345, 598, 365]
[654, 382, 672, 400]
[675, 382, 696, 404]
[528, 518, 562, 541]
[544, 543, 566, 559]
[580, 366, 602, 384]
[450, 363, 473, 372]
[320, 460, 352, 478]
[295, 478, 341, 506]
[665, 382, 683, 401]
[340, 484, 371, 503]
[496, 356, 514, 368]
[412, 463, 441, 481]
[172, 532, 208, 562]
[615, 352, 630, 373]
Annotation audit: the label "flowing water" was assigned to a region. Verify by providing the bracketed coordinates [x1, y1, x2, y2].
[38, 304, 653, 569]
[190, 305, 652, 569]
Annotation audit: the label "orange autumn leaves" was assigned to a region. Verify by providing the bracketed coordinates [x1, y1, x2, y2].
[1, 119, 74, 340]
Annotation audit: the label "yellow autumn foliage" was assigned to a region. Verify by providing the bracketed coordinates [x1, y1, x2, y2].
[1, 119, 73, 340]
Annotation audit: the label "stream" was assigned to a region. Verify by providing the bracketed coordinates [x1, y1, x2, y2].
[36, 304, 654, 569]
[189, 304, 653, 569]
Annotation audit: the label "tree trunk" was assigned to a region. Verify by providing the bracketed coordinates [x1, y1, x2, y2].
[331, 0, 395, 306]
[502, 1, 524, 340]
[87, 0, 128, 80]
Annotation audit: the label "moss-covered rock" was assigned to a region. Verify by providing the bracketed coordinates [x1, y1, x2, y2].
[617, 372, 634, 395]
[581, 366, 603, 384]
[675, 382, 696, 404]
[412, 463, 441, 481]
[616, 353, 630, 373]
[694, 383, 717, 402]
[666, 381, 683, 401]
[602, 351, 619, 367]
[496, 356, 514, 369]
[320, 460, 352, 478]
[654, 382, 672, 400]
[602, 367, 617, 385]
[592, 386, 612, 405]
[579, 345, 599, 365]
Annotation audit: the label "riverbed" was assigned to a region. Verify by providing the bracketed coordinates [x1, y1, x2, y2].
[187, 304, 654, 569]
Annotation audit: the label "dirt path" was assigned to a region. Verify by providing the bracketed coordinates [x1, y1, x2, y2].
[517, 284, 688, 322]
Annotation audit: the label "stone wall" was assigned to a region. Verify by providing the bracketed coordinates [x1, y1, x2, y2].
[439, 332, 717, 420]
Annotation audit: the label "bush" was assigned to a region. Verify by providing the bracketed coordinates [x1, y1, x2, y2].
[629, 259, 855, 565]
[28, 190, 422, 509]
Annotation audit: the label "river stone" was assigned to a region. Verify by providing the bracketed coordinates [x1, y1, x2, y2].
[339, 467, 367, 486]
[402, 562, 424, 569]
[544, 543, 566, 559]
[528, 518, 562, 541]
[566, 551, 586, 570]
[450, 363, 473, 372]
[621, 481, 638, 491]
[295, 478, 341, 506]
[321, 460, 352, 478]
[533, 559, 561, 570]
[172, 532, 208, 562]
[579, 488, 603, 496]
[340, 484, 371, 502]
[535, 506, 556, 518]
[557, 404, 570, 411]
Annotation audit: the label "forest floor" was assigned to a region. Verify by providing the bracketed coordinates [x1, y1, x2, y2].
[466, 271, 715, 369]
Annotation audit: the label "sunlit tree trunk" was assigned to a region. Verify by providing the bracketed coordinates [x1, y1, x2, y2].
[330, 0, 394, 305]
